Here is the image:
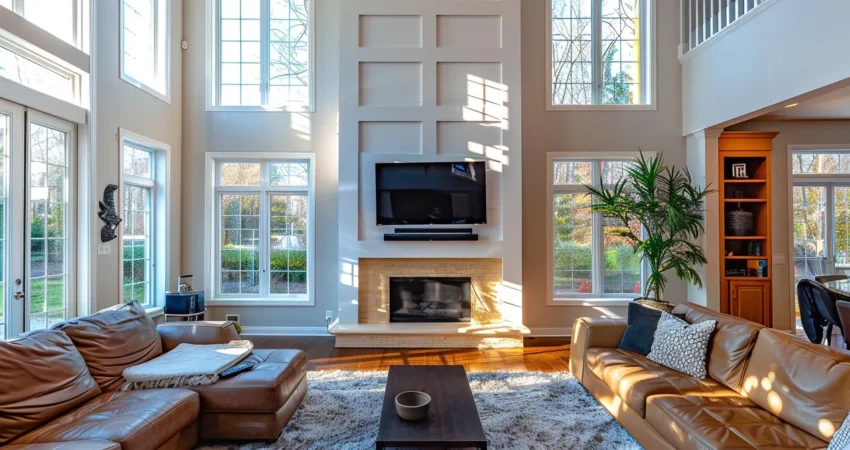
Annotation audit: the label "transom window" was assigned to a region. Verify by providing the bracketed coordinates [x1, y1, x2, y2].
[0, 44, 79, 104]
[121, 0, 170, 101]
[122, 144, 155, 306]
[210, 0, 314, 111]
[212, 157, 314, 302]
[2, 0, 81, 47]
[547, 0, 652, 108]
[549, 157, 646, 300]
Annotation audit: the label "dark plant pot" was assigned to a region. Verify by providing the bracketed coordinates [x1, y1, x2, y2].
[634, 298, 676, 314]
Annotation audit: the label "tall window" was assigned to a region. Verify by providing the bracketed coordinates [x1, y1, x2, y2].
[122, 144, 155, 306]
[549, 157, 645, 300]
[210, 0, 314, 111]
[212, 157, 314, 302]
[547, 0, 652, 108]
[121, 0, 170, 100]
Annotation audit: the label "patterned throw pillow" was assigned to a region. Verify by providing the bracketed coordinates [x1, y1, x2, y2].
[830, 412, 850, 450]
[647, 312, 716, 379]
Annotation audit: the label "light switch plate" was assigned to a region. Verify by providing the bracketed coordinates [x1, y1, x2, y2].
[773, 254, 786, 265]
[97, 243, 111, 255]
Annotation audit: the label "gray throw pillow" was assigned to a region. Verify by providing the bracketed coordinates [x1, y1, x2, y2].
[830, 412, 850, 450]
[647, 312, 716, 379]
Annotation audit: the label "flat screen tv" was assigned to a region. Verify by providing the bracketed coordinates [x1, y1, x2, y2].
[376, 161, 487, 226]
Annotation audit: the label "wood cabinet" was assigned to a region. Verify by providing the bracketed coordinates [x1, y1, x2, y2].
[729, 280, 771, 326]
[718, 132, 778, 327]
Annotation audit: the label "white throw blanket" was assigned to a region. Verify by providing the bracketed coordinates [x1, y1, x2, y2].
[123, 340, 254, 390]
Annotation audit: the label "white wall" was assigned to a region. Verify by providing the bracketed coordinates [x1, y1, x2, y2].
[93, 0, 183, 311]
[181, 0, 340, 327]
[682, 0, 850, 135]
[725, 119, 850, 331]
[521, 0, 686, 333]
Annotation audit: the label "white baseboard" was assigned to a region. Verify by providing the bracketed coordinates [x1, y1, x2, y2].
[527, 327, 573, 337]
[239, 326, 331, 336]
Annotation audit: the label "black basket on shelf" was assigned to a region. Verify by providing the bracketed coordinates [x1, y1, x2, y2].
[726, 205, 754, 236]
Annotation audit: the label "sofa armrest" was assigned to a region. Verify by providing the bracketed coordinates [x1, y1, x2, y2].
[569, 317, 627, 384]
[157, 321, 241, 352]
[3, 442, 121, 450]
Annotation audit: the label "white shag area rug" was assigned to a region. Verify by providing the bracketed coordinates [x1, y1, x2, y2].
[198, 370, 642, 450]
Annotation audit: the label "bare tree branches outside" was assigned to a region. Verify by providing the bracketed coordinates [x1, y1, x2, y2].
[551, 0, 643, 106]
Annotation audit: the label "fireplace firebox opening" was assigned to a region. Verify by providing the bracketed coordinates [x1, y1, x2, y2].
[389, 277, 472, 323]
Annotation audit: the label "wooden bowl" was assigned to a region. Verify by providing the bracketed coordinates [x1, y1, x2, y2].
[395, 391, 431, 421]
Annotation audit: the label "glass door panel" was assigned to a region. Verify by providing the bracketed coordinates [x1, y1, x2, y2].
[0, 99, 25, 339]
[834, 187, 850, 271]
[26, 111, 73, 331]
[792, 185, 828, 282]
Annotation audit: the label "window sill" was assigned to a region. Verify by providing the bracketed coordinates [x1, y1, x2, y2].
[546, 104, 657, 112]
[206, 298, 315, 307]
[206, 105, 315, 113]
[547, 298, 635, 307]
[120, 74, 171, 104]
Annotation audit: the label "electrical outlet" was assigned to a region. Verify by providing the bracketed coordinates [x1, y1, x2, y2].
[225, 314, 240, 324]
[325, 310, 334, 322]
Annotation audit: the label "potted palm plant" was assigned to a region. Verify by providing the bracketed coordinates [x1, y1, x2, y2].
[584, 153, 714, 306]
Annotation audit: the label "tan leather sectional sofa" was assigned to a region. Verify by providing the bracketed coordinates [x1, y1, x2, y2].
[571, 302, 850, 449]
[0, 302, 307, 450]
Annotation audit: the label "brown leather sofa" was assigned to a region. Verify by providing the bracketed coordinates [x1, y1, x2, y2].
[0, 302, 308, 450]
[571, 302, 850, 449]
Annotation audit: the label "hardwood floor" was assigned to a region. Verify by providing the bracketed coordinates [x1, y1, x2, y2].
[250, 336, 572, 372]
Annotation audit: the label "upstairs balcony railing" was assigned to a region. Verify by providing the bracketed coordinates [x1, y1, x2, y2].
[681, 0, 772, 56]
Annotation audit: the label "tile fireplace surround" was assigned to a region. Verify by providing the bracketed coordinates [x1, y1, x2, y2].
[332, 258, 528, 348]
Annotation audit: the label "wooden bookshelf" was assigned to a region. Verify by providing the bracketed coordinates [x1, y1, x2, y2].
[718, 131, 778, 327]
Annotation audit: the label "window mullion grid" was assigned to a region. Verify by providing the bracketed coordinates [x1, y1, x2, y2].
[591, 0, 603, 105]
[215, 0, 222, 105]
[260, 0, 271, 105]
[260, 162, 270, 297]
[591, 161, 603, 297]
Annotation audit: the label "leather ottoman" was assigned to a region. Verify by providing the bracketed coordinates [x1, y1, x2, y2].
[190, 349, 309, 440]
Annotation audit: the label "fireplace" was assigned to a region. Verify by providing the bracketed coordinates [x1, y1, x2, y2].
[389, 277, 472, 323]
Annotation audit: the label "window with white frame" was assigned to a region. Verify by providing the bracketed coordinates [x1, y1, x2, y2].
[2, 0, 81, 47]
[547, 0, 652, 107]
[550, 157, 646, 300]
[121, 0, 170, 100]
[212, 157, 314, 302]
[0, 43, 80, 104]
[122, 144, 156, 306]
[210, 0, 314, 110]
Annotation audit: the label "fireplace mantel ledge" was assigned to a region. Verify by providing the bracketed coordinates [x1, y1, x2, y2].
[328, 321, 530, 336]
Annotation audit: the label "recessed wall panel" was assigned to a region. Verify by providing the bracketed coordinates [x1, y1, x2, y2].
[437, 62, 506, 122]
[437, 15, 502, 48]
[359, 122, 423, 154]
[360, 15, 423, 48]
[359, 63, 423, 107]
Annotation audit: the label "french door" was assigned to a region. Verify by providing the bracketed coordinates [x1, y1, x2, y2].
[0, 99, 75, 339]
[792, 183, 850, 282]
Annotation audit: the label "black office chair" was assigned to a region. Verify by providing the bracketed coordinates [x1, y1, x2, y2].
[837, 300, 850, 350]
[815, 274, 848, 284]
[797, 279, 837, 345]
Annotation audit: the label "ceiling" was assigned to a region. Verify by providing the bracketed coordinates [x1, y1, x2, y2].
[762, 85, 850, 120]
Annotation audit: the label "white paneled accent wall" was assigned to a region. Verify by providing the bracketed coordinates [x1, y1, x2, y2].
[338, 0, 522, 324]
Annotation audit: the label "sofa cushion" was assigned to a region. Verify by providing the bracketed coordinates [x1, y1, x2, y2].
[646, 394, 828, 449]
[586, 347, 736, 418]
[0, 330, 101, 445]
[673, 302, 763, 391]
[53, 301, 162, 391]
[3, 441, 121, 450]
[190, 349, 308, 412]
[739, 329, 850, 442]
[12, 389, 199, 450]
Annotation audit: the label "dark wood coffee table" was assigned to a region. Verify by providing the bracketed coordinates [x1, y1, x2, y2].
[376, 365, 487, 450]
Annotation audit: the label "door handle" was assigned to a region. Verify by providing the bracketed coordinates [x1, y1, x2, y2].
[14, 278, 23, 300]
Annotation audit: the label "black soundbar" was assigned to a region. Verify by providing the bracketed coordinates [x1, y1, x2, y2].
[384, 232, 479, 241]
[384, 228, 478, 241]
